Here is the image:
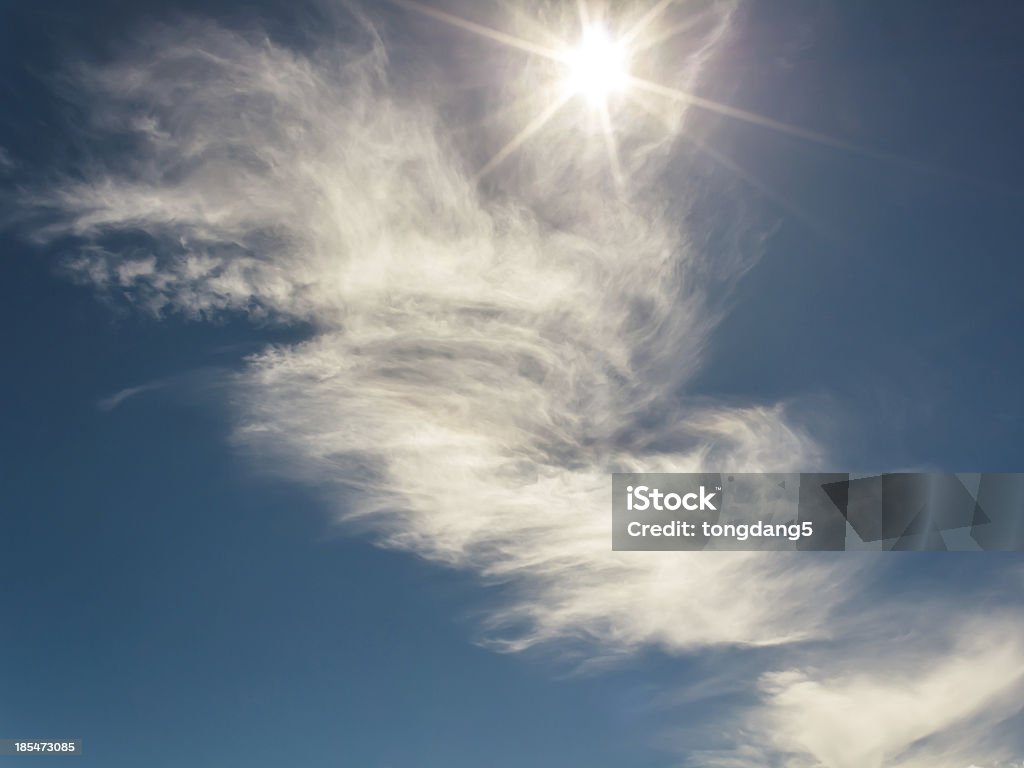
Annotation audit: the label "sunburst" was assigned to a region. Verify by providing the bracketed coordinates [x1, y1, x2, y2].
[562, 25, 629, 107]
[390, 0, 887, 186]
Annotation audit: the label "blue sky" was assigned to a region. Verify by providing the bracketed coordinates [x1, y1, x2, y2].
[2, 1, 1024, 767]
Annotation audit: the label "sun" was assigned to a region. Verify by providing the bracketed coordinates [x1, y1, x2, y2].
[563, 25, 629, 106]
[393, 0, 861, 182]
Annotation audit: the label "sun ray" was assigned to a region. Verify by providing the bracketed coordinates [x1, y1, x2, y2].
[389, 0, 566, 63]
[494, 0, 568, 50]
[624, 86, 827, 233]
[598, 102, 625, 191]
[576, 0, 592, 31]
[630, 74, 980, 185]
[630, 15, 704, 55]
[627, 76, 871, 154]
[689, 134, 833, 239]
[621, 0, 675, 46]
[624, 88, 680, 135]
[475, 93, 572, 179]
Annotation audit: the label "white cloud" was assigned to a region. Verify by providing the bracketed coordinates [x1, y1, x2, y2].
[98, 378, 170, 411]
[30, 6, 850, 655]
[688, 614, 1024, 768]
[757, 629, 1024, 768]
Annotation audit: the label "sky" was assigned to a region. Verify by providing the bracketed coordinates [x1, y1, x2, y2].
[1, 1, 1024, 767]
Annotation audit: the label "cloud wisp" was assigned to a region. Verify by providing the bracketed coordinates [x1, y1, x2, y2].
[21, 2, 1024, 764]
[691, 614, 1024, 768]
[98, 379, 170, 411]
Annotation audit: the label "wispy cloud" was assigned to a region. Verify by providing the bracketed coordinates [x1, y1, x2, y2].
[21, 2, 1024, 764]
[741, 620, 1024, 768]
[97, 379, 170, 411]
